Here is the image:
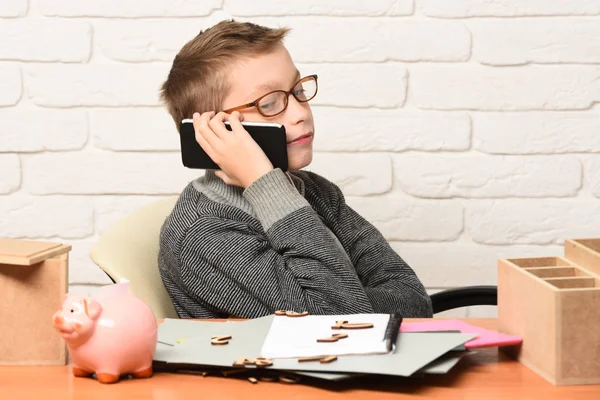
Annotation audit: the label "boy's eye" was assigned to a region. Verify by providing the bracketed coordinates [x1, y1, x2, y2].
[258, 92, 287, 114]
[294, 88, 307, 100]
[260, 102, 275, 110]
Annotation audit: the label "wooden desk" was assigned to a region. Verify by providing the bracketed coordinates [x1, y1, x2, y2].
[1, 319, 599, 399]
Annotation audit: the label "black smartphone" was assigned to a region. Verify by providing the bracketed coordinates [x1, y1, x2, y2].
[178, 118, 289, 172]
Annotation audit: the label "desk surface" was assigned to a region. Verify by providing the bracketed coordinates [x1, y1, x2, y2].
[1, 318, 599, 400]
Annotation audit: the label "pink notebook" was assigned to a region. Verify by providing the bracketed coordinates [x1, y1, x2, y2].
[400, 320, 522, 349]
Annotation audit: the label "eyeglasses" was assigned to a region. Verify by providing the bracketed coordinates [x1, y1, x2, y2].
[222, 74, 318, 117]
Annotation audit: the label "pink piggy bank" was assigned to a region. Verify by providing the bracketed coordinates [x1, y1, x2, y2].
[52, 291, 158, 384]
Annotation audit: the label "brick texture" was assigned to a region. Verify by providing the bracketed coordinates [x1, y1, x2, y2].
[0, 65, 21, 106]
[0, 108, 88, 152]
[420, 0, 600, 17]
[0, 1, 27, 17]
[224, 0, 414, 16]
[411, 66, 600, 111]
[393, 155, 581, 198]
[3, 3, 600, 318]
[0, 20, 90, 62]
[0, 155, 20, 194]
[38, 0, 221, 17]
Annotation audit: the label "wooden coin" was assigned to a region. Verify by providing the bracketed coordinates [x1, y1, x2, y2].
[211, 335, 232, 340]
[316, 336, 339, 343]
[254, 358, 273, 368]
[248, 377, 258, 384]
[274, 310, 287, 316]
[298, 355, 326, 362]
[320, 355, 338, 364]
[211, 337, 230, 345]
[285, 311, 309, 317]
[341, 323, 374, 329]
[331, 320, 348, 329]
[232, 357, 252, 367]
[332, 333, 348, 339]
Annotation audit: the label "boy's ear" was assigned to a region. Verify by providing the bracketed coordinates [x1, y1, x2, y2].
[82, 298, 102, 320]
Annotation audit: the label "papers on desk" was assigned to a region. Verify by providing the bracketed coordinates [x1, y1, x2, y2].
[260, 314, 392, 359]
[400, 319, 523, 349]
[153, 314, 480, 382]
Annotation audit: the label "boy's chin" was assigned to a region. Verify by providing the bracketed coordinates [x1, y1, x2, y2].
[287, 153, 313, 171]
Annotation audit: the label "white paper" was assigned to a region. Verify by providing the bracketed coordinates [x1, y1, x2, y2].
[260, 313, 392, 359]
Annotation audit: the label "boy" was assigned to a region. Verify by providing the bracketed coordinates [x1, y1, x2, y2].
[158, 20, 433, 319]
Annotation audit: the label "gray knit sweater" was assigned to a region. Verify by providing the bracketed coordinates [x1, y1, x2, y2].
[158, 168, 433, 319]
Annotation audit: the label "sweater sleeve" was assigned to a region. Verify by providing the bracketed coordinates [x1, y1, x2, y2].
[177, 168, 377, 318]
[315, 175, 434, 318]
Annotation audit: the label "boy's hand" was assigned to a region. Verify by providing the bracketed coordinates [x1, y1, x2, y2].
[193, 111, 274, 188]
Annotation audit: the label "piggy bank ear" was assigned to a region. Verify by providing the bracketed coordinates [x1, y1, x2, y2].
[83, 298, 102, 320]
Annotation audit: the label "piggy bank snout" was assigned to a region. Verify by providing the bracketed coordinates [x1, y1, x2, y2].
[52, 313, 64, 326]
[52, 313, 76, 332]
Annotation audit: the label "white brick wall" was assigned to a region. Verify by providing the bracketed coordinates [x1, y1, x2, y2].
[470, 20, 600, 65]
[258, 18, 471, 62]
[3, 1, 600, 318]
[0, 20, 91, 62]
[37, 0, 221, 17]
[393, 155, 581, 198]
[0, 65, 21, 105]
[419, 1, 600, 17]
[411, 66, 600, 110]
[0, 1, 27, 17]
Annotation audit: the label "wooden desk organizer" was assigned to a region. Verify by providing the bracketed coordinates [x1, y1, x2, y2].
[0, 238, 71, 365]
[498, 238, 600, 386]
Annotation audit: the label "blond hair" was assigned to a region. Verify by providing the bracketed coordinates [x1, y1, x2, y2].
[160, 19, 290, 126]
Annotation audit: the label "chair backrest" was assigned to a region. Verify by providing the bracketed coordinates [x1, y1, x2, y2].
[89, 196, 180, 319]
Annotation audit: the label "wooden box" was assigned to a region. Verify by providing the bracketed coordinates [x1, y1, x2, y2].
[564, 238, 600, 277]
[498, 244, 600, 386]
[0, 238, 71, 365]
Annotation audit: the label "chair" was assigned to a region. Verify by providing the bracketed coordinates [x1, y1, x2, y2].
[89, 197, 497, 319]
[429, 286, 497, 314]
[89, 196, 180, 319]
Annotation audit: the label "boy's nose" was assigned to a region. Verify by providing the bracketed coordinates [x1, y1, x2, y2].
[285, 94, 309, 124]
